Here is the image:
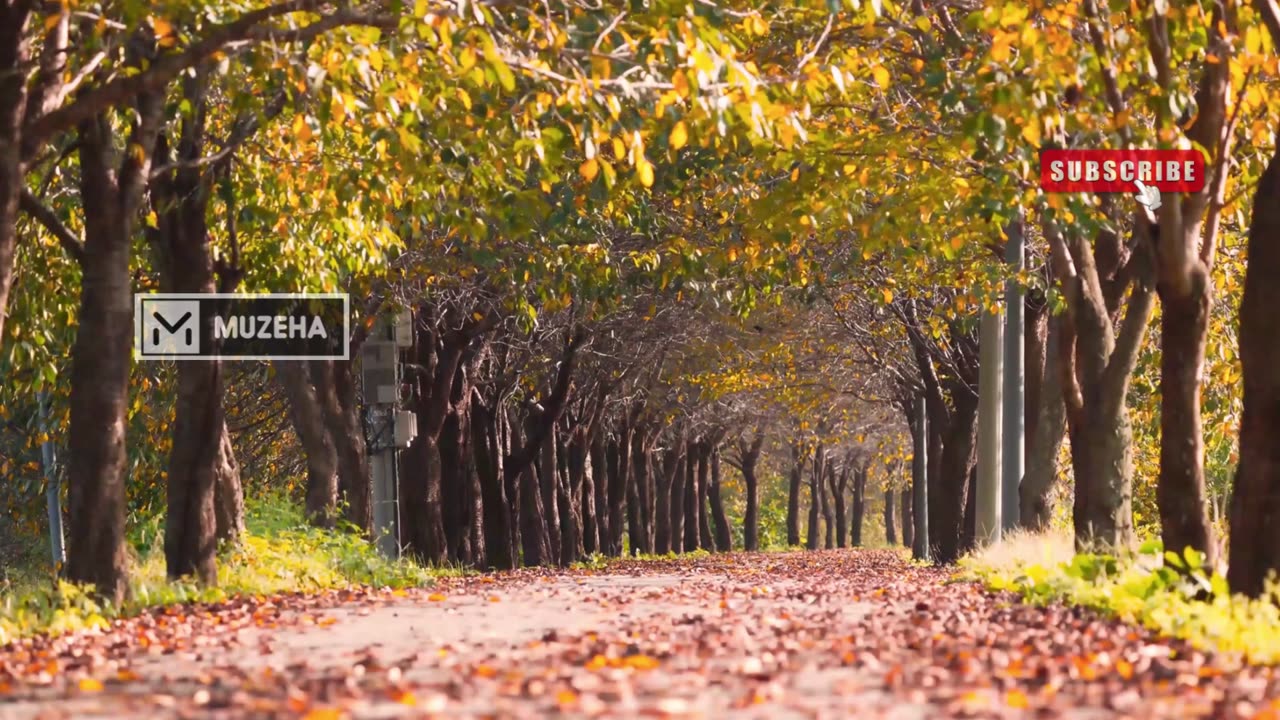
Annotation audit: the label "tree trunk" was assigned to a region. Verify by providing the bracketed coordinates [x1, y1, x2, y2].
[901, 483, 913, 549]
[851, 468, 866, 547]
[831, 464, 849, 548]
[165, 355, 223, 583]
[963, 464, 978, 554]
[1229, 144, 1280, 598]
[696, 443, 714, 550]
[0, 5, 32, 350]
[555, 426, 581, 565]
[329, 360, 371, 533]
[708, 448, 732, 552]
[574, 430, 598, 556]
[401, 433, 448, 563]
[885, 489, 897, 545]
[1020, 315, 1066, 530]
[607, 428, 630, 556]
[935, 393, 979, 564]
[787, 442, 804, 546]
[660, 440, 680, 550]
[277, 361, 339, 526]
[740, 435, 763, 551]
[806, 458, 821, 551]
[683, 442, 700, 551]
[65, 97, 163, 604]
[399, 311, 464, 564]
[147, 74, 229, 582]
[629, 431, 653, 554]
[520, 461, 552, 566]
[818, 453, 834, 549]
[213, 423, 244, 546]
[440, 383, 477, 564]
[591, 429, 611, 554]
[625, 441, 644, 556]
[1157, 270, 1217, 565]
[474, 398, 513, 569]
[539, 425, 563, 565]
[1047, 220, 1151, 552]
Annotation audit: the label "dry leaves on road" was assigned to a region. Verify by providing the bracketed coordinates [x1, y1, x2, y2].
[1, 550, 1278, 719]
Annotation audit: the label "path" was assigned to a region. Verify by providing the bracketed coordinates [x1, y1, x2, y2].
[1, 550, 1277, 719]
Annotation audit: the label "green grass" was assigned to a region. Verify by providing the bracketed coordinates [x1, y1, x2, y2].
[0, 493, 440, 645]
[961, 529, 1280, 664]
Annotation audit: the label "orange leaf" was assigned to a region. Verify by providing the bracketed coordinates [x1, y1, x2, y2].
[556, 689, 579, 709]
[1006, 689, 1029, 708]
[390, 688, 417, 706]
[623, 654, 659, 670]
[427, 593, 446, 602]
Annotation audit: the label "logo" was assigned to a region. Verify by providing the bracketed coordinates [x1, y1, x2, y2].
[135, 293, 349, 361]
[140, 298, 201, 355]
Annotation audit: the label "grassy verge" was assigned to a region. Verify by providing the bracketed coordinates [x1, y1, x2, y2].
[0, 494, 438, 645]
[961, 529, 1280, 664]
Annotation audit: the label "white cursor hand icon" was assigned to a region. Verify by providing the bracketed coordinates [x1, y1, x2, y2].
[1134, 180, 1162, 213]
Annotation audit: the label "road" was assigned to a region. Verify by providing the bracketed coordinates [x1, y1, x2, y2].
[0, 550, 1276, 718]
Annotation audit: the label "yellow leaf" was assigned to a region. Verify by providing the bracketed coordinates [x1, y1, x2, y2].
[293, 115, 313, 143]
[872, 65, 890, 88]
[579, 158, 599, 181]
[78, 678, 104, 692]
[1006, 689, 1029, 709]
[612, 137, 626, 160]
[669, 121, 688, 151]
[637, 159, 654, 187]
[1021, 120, 1041, 146]
[427, 593, 446, 602]
[881, 288, 894, 304]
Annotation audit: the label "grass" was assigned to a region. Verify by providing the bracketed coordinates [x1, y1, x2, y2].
[961, 528, 1280, 664]
[0, 493, 440, 645]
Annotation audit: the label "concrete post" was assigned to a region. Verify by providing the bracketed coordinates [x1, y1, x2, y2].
[976, 303, 1004, 544]
[1002, 220, 1025, 530]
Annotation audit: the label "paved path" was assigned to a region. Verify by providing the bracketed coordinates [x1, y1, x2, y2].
[0, 550, 1277, 718]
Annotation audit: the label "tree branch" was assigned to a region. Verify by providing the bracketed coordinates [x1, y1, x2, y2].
[19, 188, 85, 264]
[24, 2, 392, 153]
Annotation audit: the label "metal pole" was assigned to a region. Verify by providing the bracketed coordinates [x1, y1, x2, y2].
[911, 394, 929, 561]
[39, 391, 65, 568]
[1002, 220, 1026, 531]
[976, 304, 1004, 545]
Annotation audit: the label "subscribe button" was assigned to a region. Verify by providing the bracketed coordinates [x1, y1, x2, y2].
[1040, 149, 1205, 193]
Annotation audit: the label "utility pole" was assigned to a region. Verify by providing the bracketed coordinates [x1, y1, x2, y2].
[363, 311, 416, 559]
[39, 391, 64, 569]
[1002, 219, 1025, 530]
[976, 299, 1004, 545]
[911, 394, 929, 561]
